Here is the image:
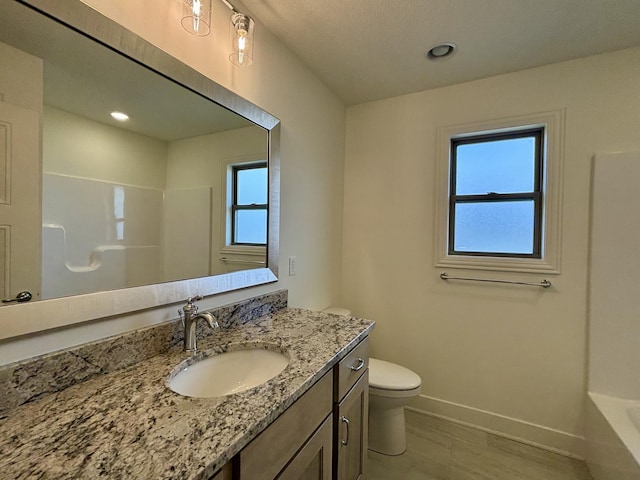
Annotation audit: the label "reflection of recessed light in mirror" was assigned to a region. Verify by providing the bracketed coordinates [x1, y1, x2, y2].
[110, 111, 129, 121]
[426, 43, 457, 61]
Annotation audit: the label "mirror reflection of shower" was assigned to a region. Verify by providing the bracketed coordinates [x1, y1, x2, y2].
[38, 105, 267, 300]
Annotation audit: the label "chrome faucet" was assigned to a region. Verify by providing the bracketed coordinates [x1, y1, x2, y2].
[178, 295, 219, 353]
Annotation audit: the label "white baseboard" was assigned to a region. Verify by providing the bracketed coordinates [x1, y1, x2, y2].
[408, 394, 586, 460]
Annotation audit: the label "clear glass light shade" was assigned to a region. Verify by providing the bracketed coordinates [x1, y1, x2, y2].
[181, 0, 212, 36]
[229, 13, 254, 67]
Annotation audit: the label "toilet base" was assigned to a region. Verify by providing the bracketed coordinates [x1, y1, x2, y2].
[368, 402, 407, 456]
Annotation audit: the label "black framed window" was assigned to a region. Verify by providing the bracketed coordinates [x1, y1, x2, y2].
[449, 128, 544, 258]
[232, 162, 268, 246]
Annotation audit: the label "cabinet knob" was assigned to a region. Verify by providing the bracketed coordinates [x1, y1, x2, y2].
[340, 415, 350, 446]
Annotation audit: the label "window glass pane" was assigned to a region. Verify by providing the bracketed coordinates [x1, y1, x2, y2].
[235, 209, 267, 244]
[454, 201, 534, 254]
[237, 166, 267, 204]
[455, 136, 536, 195]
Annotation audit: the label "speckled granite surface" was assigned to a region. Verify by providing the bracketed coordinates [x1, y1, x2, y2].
[0, 289, 288, 413]
[0, 307, 374, 479]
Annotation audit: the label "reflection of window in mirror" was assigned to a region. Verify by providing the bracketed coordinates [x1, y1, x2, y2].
[220, 155, 268, 273]
[232, 162, 267, 245]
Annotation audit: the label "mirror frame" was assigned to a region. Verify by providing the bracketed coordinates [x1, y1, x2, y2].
[0, 0, 280, 340]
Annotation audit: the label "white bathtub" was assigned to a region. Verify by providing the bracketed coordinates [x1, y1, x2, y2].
[587, 392, 640, 480]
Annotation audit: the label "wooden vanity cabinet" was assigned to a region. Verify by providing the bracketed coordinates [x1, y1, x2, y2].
[239, 373, 333, 480]
[223, 337, 370, 480]
[333, 339, 369, 480]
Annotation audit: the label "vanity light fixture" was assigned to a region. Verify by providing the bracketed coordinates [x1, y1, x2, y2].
[110, 111, 129, 122]
[229, 12, 254, 67]
[181, 0, 255, 67]
[181, 0, 212, 36]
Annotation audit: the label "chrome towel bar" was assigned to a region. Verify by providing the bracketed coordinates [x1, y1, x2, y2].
[440, 272, 551, 288]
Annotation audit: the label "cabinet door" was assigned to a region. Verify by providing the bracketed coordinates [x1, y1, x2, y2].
[276, 416, 332, 480]
[240, 373, 333, 480]
[335, 370, 368, 480]
[209, 461, 233, 480]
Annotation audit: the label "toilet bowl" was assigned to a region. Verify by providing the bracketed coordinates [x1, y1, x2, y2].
[322, 307, 422, 456]
[368, 357, 421, 455]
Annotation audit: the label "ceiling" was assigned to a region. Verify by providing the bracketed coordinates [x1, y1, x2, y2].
[241, 0, 640, 106]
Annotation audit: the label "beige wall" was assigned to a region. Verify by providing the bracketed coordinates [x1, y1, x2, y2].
[44, 106, 168, 188]
[0, 41, 42, 113]
[0, 0, 345, 364]
[342, 46, 640, 455]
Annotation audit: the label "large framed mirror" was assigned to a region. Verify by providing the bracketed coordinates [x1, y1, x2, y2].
[0, 0, 280, 339]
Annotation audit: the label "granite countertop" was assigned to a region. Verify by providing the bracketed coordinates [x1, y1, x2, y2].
[0, 308, 374, 479]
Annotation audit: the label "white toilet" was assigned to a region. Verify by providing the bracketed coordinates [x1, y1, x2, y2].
[323, 307, 422, 456]
[368, 357, 421, 455]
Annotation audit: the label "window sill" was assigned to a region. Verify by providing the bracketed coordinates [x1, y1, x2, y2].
[220, 245, 266, 256]
[435, 254, 559, 275]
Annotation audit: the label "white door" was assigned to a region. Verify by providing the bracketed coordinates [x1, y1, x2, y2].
[0, 100, 41, 302]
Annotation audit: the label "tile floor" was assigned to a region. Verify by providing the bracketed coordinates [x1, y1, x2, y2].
[365, 410, 594, 480]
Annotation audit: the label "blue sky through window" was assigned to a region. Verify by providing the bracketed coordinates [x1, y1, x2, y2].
[237, 167, 267, 204]
[235, 165, 267, 245]
[456, 137, 536, 195]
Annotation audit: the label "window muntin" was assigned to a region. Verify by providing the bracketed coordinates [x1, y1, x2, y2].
[449, 128, 543, 258]
[231, 162, 267, 245]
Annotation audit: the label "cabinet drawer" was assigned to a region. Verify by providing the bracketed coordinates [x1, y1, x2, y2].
[335, 338, 369, 401]
[240, 372, 332, 480]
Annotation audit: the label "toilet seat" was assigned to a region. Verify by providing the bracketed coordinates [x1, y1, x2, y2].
[369, 358, 421, 394]
[369, 384, 421, 398]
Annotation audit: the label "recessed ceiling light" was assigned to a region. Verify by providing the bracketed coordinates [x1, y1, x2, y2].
[110, 111, 129, 121]
[426, 43, 457, 61]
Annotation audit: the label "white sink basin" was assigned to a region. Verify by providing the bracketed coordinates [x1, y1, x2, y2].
[168, 348, 289, 398]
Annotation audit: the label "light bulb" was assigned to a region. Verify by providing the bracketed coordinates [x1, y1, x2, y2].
[181, 0, 211, 36]
[238, 34, 247, 49]
[229, 13, 254, 67]
[192, 0, 201, 33]
[236, 35, 247, 65]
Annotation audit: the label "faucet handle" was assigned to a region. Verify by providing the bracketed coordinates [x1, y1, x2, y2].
[186, 295, 203, 304]
[183, 295, 203, 313]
